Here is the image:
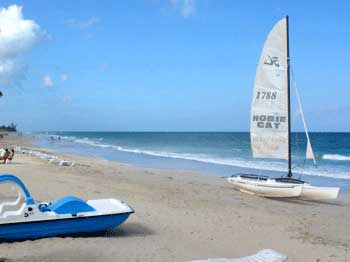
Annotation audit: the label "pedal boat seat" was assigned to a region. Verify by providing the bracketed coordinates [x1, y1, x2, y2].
[39, 196, 96, 216]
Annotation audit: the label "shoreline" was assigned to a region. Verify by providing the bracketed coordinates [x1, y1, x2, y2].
[30, 132, 350, 190]
[0, 134, 349, 261]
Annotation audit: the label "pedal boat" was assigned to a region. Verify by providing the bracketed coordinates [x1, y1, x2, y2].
[0, 174, 134, 240]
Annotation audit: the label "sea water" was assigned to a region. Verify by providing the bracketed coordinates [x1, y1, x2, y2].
[30, 132, 350, 191]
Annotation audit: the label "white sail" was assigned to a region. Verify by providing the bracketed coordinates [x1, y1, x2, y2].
[251, 18, 289, 159]
[306, 140, 315, 161]
[295, 86, 317, 166]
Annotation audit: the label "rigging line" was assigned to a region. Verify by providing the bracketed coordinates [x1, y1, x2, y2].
[290, 65, 317, 167]
[290, 66, 302, 176]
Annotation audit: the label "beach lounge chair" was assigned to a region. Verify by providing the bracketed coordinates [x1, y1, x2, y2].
[59, 160, 75, 167]
[13, 148, 75, 167]
[189, 249, 288, 262]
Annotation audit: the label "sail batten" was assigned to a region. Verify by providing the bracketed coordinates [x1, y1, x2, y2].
[250, 18, 289, 160]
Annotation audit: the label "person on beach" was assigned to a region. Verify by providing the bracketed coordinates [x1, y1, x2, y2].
[6, 149, 15, 163]
[0, 149, 10, 164]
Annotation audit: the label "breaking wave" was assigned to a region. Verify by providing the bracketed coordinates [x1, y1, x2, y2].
[322, 154, 350, 161]
[68, 137, 350, 180]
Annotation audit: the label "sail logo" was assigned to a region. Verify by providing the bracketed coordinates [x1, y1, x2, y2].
[264, 56, 279, 67]
[252, 115, 286, 129]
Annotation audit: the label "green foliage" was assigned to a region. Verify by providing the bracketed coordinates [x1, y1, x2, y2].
[0, 123, 17, 132]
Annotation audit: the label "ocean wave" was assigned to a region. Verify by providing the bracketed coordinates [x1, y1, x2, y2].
[116, 148, 350, 180]
[53, 135, 350, 180]
[61, 136, 76, 140]
[39, 134, 77, 141]
[73, 138, 118, 149]
[322, 154, 350, 161]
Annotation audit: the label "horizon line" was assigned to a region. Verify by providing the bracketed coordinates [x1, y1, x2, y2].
[25, 130, 350, 133]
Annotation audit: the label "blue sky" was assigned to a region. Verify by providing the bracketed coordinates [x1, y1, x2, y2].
[0, 0, 349, 132]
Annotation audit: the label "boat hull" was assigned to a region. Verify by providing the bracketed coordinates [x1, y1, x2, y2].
[227, 176, 302, 198]
[300, 185, 339, 200]
[228, 175, 340, 200]
[0, 212, 131, 240]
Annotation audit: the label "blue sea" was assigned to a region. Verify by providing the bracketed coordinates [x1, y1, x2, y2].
[30, 132, 350, 191]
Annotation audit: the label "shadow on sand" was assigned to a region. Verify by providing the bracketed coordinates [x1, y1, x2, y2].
[2, 162, 26, 165]
[267, 197, 349, 207]
[0, 258, 12, 262]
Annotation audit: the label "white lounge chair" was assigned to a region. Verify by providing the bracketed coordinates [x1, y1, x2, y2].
[59, 160, 75, 167]
[189, 249, 288, 262]
[14, 147, 76, 167]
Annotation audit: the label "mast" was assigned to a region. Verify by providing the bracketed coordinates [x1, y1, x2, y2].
[286, 15, 292, 177]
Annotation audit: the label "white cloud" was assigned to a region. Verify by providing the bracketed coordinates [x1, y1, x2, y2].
[80, 17, 99, 29]
[60, 73, 68, 81]
[0, 5, 42, 85]
[170, 0, 196, 18]
[42, 74, 53, 87]
[65, 17, 100, 30]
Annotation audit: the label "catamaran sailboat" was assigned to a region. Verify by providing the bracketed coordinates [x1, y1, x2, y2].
[227, 16, 339, 200]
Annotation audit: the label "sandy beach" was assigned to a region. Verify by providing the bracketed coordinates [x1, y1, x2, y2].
[0, 134, 349, 262]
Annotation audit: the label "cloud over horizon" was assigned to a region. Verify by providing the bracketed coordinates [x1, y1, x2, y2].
[0, 5, 42, 86]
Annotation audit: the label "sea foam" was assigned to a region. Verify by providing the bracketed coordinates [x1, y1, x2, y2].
[322, 154, 350, 161]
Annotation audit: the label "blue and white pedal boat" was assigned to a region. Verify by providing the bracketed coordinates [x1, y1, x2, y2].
[0, 174, 134, 240]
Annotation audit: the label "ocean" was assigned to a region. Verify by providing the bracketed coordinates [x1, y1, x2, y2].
[30, 132, 350, 191]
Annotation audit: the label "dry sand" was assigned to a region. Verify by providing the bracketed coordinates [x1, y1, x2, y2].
[0, 134, 349, 262]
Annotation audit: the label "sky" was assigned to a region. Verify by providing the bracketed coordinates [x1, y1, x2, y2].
[0, 0, 349, 132]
